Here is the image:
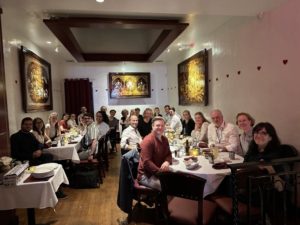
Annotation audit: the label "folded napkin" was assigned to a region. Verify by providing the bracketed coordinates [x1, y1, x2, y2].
[212, 162, 228, 169]
[172, 158, 179, 165]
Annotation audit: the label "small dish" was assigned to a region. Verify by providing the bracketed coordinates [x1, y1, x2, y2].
[183, 156, 198, 162]
[186, 162, 200, 170]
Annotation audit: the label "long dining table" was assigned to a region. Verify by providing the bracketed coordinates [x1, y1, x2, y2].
[169, 144, 244, 197]
[0, 164, 69, 225]
[43, 135, 83, 163]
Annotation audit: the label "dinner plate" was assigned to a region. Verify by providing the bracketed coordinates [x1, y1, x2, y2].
[37, 163, 59, 170]
[32, 167, 54, 179]
[31, 163, 58, 178]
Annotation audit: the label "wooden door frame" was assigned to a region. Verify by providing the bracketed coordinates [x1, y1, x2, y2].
[0, 8, 11, 156]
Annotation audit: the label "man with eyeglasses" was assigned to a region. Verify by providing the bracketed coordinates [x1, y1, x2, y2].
[207, 109, 240, 154]
[79, 113, 97, 160]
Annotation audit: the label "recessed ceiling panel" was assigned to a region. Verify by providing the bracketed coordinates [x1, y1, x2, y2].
[71, 27, 162, 53]
[44, 17, 188, 62]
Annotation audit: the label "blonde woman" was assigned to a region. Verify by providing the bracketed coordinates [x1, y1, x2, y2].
[45, 112, 61, 141]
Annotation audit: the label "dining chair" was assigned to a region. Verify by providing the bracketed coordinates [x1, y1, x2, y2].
[157, 171, 217, 225]
[117, 149, 160, 222]
[102, 131, 110, 171]
[210, 168, 266, 223]
[279, 144, 298, 158]
[77, 136, 106, 185]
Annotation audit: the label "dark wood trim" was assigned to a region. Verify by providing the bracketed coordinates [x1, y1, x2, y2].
[82, 53, 149, 62]
[0, 8, 10, 156]
[44, 17, 188, 62]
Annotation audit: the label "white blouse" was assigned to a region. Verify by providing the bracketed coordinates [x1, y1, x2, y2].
[191, 122, 209, 143]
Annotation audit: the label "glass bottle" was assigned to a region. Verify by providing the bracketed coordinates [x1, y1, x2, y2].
[185, 139, 190, 156]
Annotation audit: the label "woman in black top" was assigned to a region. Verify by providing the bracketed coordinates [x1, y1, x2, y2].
[244, 122, 281, 162]
[153, 107, 162, 117]
[137, 108, 152, 138]
[181, 110, 195, 136]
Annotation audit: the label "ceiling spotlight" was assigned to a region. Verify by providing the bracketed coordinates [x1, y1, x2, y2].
[96, 0, 104, 3]
[46, 41, 52, 44]
[54, 47, 59, 53]
[167, 49, 170, 53]
[177, 43, 194, 51]
[8, 39, 22, 46]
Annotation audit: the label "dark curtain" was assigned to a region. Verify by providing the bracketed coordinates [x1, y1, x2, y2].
[64, 79, 94, 117]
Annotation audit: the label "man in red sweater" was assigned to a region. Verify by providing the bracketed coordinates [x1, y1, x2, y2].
[137, 116, 172, 191]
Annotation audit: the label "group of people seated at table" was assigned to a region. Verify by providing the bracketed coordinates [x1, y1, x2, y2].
[9, 104, 123, 164]
[117, 106, 297, 225]
[118, 106, 293, 194]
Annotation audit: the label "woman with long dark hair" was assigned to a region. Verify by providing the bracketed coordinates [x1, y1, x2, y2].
[32, 117, 52, 148]
[244, 122, 281, 162]
[181, 110, 195, 136]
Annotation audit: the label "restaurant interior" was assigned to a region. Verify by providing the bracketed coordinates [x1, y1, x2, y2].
[0, 0, 300, 225]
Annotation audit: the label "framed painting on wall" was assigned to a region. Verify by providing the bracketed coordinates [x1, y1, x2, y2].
[178, 49, 208, 106]
[108, 72, 151, 99]
[19, 46, 53, 112]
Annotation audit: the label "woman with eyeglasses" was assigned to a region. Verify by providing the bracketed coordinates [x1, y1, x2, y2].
[244, 122, 281, 162]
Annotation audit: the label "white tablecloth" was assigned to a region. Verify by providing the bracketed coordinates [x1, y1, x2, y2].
[44, 136, 82, 163]
[170, 152, 244, 197]
[0, 164, 69, 210]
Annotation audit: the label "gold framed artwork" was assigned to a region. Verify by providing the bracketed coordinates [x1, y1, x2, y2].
[19, 46, 53, 112]
[178, 49, 208, 105]
[108, 72, 151, 98]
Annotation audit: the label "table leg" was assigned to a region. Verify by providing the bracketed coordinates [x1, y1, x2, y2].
[27, 208, 36, 225]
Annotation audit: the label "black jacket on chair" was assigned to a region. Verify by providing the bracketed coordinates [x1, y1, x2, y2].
[117, 149, 139, 214]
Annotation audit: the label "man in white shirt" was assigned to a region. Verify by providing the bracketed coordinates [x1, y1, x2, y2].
[79, 113, 97, 160]
[207, 109, 240, 154]
[169, 107, 183, 134]
[95, 111, 110, 140]
[163, 105, 171, 125]
[120, 115, 142, 155]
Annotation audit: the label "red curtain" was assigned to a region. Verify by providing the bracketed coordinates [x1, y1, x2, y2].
[64, 79, 94, 116]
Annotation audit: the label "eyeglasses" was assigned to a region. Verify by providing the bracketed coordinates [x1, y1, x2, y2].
[254, 131, 268, 136]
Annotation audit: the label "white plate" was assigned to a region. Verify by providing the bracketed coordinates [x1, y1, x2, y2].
[31, 163, 58, 178]
[36, 163, 59, 170]
[32, 167, 54, 179]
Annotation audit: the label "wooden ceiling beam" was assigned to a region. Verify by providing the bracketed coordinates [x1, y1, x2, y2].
[83, 53, 149, 62]
[43, 17, 188, 62]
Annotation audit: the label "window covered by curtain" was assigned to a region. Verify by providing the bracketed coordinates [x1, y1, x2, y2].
[64, 78, 94, 116]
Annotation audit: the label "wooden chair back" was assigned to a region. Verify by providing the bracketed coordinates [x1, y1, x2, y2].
[158, 171, 206, 225]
